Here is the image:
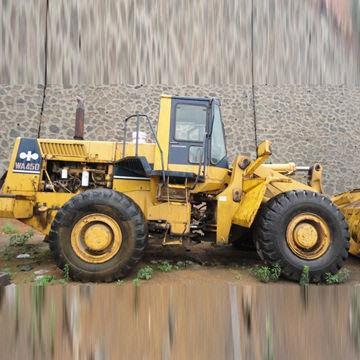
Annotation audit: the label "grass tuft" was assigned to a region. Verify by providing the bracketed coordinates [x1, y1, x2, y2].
[269, 263, 281, 281]
[35, 275, 55, 286]
[174, 261, 186, 270]
[251, 264, 281, 283]
[324, 268, 350, 285]
[2, 222, 18, 235]
[9, 229, 34, 247]
[157, 261, 173, 272]
[132, 278, 141, 286]
[137, 265, 154, 280]
[299, 265, 310, 286]
[63, 264, 70, 282]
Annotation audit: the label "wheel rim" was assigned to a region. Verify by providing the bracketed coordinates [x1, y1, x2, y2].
[286, 213, 330, 260]
[71, 213, 122, 263]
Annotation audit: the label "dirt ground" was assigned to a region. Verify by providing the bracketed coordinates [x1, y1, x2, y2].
[1, 218, 360, 286]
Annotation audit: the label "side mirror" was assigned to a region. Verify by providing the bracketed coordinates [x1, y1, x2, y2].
[257, 140, 272, 158]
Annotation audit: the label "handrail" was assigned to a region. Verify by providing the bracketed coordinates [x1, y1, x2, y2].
[190, 131, 207, 190]
[122, 113, 166, 183]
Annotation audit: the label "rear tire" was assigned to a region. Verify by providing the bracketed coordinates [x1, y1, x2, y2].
[254, 190, 349, 282]
[49, 188, 148, 282]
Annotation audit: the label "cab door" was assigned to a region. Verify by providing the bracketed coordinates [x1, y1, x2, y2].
[168, 98, 209, 169]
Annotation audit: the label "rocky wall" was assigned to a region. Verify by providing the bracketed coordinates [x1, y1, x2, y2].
[255, 86, 360, 194]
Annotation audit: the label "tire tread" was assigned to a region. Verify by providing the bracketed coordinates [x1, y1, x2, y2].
[254, 190, 349, 282]
[48, 188, 148, 282]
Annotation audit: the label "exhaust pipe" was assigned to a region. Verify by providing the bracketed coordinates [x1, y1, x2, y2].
[74, 96, 85, 140]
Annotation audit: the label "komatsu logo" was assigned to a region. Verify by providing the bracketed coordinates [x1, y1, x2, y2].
[13, 138, 42, 174]
[19, 151, 39, 162]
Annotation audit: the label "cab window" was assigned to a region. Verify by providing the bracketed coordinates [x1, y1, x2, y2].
[210, 105, 226, 164]
[189, 146, 203, 164]
[175, 104, 207, 142]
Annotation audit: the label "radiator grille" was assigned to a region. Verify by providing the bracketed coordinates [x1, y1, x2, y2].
[39, 141, 86, 158]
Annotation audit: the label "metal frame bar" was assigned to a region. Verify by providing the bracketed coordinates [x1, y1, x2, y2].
[122, 114, 166, 182]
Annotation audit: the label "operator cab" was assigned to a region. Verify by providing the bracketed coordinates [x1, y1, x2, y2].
[166, 96, 228, 171]
[117, 95, 229, 188]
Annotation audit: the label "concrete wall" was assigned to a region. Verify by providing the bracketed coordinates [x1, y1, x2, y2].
[0, 0, 360, 194]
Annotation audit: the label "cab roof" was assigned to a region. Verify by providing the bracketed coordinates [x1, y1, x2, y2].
[161, 94, 220, 104]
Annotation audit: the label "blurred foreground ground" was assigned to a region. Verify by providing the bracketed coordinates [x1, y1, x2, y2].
[1, 219, 360, 359]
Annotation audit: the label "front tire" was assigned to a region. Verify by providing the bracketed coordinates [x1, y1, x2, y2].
[49, 189, 148, 282]
[254, 190, 349, 282]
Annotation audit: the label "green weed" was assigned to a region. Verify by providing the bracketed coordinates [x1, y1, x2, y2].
[174, 261, 186, 270]
[133, 278, 141, 286]
[9, 229, 34, 247]
[35, 275, 55, 286]
[251, 264, 281, 283]
[157, 261, 173, 272]
[2, 222, 18, 235]
[137, 265, 154, 280]
[117, 280, 124, 285]
[63, 264, 70, 282]
[251, 266, 269, 283]
[299, 265, 310, 286]
[269, 264, 281, 281]
[324, 268, 350, 285]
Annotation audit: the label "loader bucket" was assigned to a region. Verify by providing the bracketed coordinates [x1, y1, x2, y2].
[332, 190, 360, 256]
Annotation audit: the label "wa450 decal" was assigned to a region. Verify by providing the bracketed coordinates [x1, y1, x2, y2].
[13, 138, 42, 174]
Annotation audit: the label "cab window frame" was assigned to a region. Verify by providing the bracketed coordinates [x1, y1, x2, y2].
[173, 102, 208, 143]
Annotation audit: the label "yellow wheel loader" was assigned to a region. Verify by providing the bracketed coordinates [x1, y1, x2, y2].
[0, 95, 353, 282]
